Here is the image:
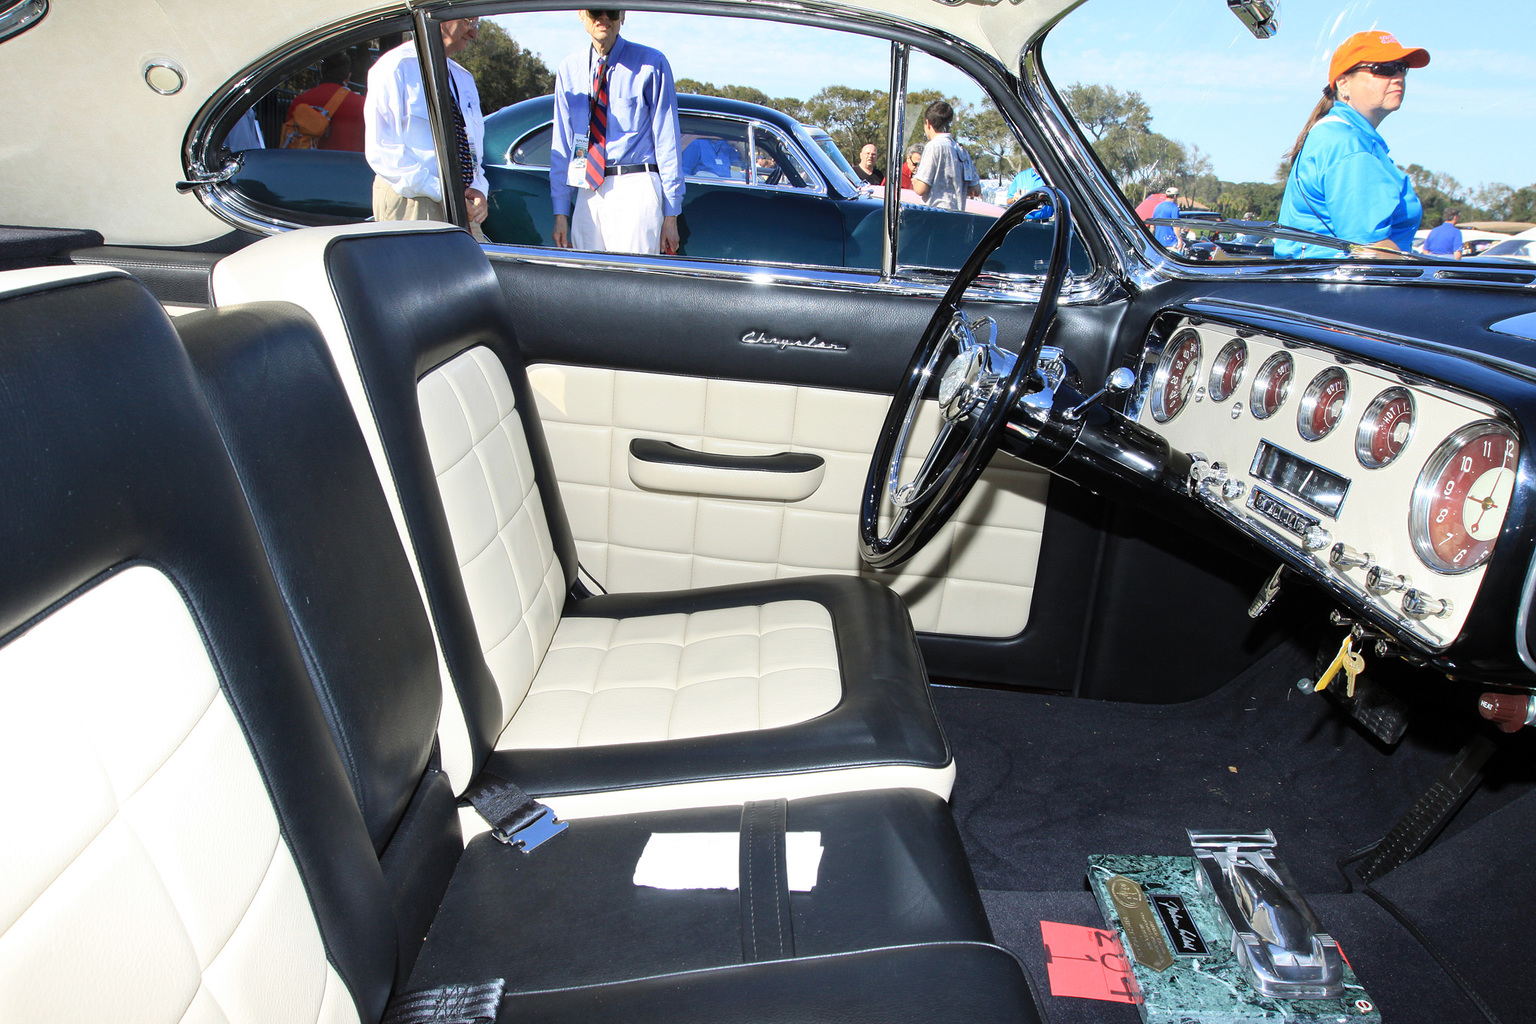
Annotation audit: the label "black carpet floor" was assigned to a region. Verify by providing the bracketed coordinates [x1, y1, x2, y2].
[934, 641, 1534, 1024]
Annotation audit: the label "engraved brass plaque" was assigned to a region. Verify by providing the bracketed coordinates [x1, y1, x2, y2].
[1106, 874, 1175, 972]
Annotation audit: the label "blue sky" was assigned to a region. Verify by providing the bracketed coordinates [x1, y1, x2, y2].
[492, 2, 1534, 191]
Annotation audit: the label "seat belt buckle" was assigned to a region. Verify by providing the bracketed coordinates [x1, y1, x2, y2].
[492, 805, 568, 853]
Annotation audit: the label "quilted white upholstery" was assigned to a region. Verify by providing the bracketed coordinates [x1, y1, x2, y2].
[419, 347, 567, 735]
[527, 364, 1050, 638]
[501, 601, 840, 748]
[0, 567, 357, 1024]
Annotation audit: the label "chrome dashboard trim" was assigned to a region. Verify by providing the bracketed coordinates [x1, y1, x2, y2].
[483, 241, 1110, 304]
[1194, 474, 1452, 651]
[1517, 547, 1536, 675]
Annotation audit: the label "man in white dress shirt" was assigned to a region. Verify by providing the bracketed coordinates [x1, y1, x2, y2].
[364, 18, 489, 239]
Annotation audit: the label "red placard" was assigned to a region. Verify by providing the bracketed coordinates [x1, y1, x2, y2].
[1040, 920, 1142, 1004]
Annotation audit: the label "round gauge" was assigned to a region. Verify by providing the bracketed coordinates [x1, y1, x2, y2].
[1208, 339, 1248, 403]
[1150, 329, 1202, 423]
[1356, 387, 1416, 468]
[1297, 368, 1349, 441]
[1409, 420, 1519, 574]
[1250, 352, 1294, 420]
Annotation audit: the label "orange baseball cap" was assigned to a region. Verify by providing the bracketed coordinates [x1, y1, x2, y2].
[1328, 31, 1429, 86]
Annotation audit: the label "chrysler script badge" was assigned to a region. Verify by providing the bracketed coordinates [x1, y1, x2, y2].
[1106, 875, 1175, 972]
[740, 330, 846, 353]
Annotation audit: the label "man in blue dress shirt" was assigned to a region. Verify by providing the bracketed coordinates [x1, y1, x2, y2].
[681, 136, 746, 179]
[550, 9, 684, 254]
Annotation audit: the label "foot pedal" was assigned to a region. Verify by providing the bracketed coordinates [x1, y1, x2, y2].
[1299, 641, 1410, 746]
[1357, 735, 1495, 883]
[1322, 674, 1410, 746]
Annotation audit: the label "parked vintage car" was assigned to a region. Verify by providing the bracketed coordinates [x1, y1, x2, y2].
[1477, 226, 1536, 263]
[3, 1, 1534, 1023]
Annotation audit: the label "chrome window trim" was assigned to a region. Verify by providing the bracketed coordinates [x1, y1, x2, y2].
[502, 111, 830, 196]
[188, 0, 1115, 301]
[482, 239, 1109, 305]
[0, 0, 46, 45]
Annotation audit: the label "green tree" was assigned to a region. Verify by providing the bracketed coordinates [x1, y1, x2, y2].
[1061, 82, 1186, 201]
[799, 85, 888, 164]
[457, 21, 554, 116]
[967, 98, 1022, 180]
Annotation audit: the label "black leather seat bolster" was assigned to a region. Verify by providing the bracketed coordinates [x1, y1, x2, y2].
[0, 275, 399, 1022]
[409, 789, 992, 994]
[324, 230, 581, 768]
[491, 575, 951, 797]
[176, 302, 444, 854]
[68, 245, 220, 306]
[177, 301, 461, 987]
[487, 943, 1039, 1024]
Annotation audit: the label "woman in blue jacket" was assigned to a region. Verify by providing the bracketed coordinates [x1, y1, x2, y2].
[1275, 31, 1430, 259]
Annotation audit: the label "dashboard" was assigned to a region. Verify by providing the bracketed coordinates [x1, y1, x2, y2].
[1129, 314, 1520, 652]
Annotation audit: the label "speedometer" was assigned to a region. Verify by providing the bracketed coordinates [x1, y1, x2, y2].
[1409, 421, 1519, 574]
[1250, 352, 1293, 420]
[1150, 329, 1202, 423]
[1297, 368, 1349, 441]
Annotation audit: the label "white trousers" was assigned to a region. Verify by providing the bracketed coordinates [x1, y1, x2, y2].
[572, 172, 663, 254]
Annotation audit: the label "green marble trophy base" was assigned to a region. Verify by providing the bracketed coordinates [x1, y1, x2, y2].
[1087, 854, 1382, 1024]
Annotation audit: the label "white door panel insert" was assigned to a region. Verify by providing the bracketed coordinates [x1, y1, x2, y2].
[528, 364, 1050, 638]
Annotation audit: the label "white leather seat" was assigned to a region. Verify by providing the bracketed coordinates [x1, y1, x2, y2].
[211, 223, 955, 819]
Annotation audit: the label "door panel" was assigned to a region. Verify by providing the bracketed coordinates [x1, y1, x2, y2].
[527, 363, 1050, 638]
[490, 257, 1116, 687]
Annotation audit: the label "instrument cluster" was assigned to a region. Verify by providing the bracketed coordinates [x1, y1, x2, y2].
[1133, 318, 1521, 649]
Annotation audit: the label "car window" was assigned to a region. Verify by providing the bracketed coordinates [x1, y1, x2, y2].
[509, 126, 552, 167]
[1043, 0, 1536, 264]
[211, 29, 409, 227]
[897, 47, 1091, 284]
[198, 7, 1089, 284]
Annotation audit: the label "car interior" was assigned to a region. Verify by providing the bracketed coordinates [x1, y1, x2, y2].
[4, 2, 1536, 1023]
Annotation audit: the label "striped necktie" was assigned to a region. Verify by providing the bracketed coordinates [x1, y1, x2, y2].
[449, 76, 474, 191]
[585, 57, 609, 190]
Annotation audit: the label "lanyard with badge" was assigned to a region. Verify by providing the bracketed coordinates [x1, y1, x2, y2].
[568, 51, 607, 189]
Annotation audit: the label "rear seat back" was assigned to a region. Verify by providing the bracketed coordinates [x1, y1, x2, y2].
[177, 301, 462, 983]
[0, 268, 398, 1022]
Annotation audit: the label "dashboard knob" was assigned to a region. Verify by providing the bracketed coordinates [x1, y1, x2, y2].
[1302, 525, 1331, 552]
[1220, 477, 1245, 501]
[1402, 589, 1453, 619]
[1329, 543, 1373, 570]
[1478, 693, 1536, 733]
[1366, 566, 1409, 594]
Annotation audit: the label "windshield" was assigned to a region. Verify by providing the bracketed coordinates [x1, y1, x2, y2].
[808, 129, 862, 185]
[1043, 0, 1536, 263]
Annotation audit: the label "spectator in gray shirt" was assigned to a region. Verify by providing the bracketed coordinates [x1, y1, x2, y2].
[912, 100, 967, 211]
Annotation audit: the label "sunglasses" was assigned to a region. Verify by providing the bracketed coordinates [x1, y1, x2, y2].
[586, 9, 622, 20]
[1348, 60, 1410, 78]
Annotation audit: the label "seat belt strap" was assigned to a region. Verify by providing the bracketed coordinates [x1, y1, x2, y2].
[739, 798, 794, 962]
[463, 763, 568, 854]
[381, 979, 505, 1024]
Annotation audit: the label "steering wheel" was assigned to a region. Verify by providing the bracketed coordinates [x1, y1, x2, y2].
[859, 188, 1071, 570]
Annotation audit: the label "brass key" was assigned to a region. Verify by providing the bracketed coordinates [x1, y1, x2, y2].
[1315, 635, 1353, 693]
